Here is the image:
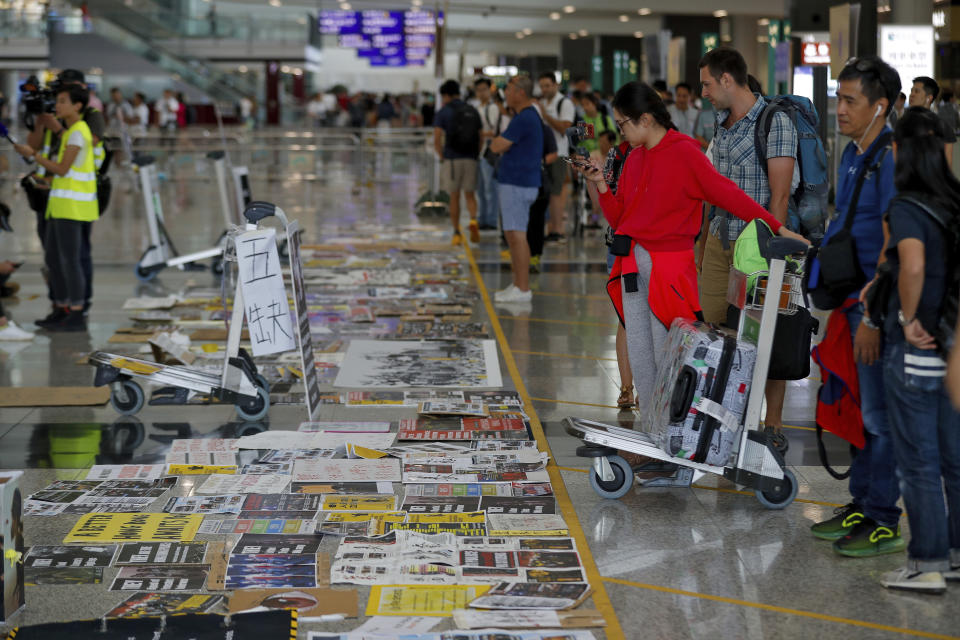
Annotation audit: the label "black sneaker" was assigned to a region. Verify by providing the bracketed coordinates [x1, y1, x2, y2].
[35, 307, 67, 328]
[544, 233, 561, 243]
[48, 309, 87, 333]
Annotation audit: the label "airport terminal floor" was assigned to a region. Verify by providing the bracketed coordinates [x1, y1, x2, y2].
[0, 147, 958, 640]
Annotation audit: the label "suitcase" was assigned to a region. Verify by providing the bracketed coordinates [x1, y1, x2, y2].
[647, 319, 757, 467]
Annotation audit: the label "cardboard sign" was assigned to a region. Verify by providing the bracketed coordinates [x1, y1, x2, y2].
[286, 220, 323, 417]
[64, 513, 203, 543]
[236, 228, 296, 356]
[0, 471, 25, 623]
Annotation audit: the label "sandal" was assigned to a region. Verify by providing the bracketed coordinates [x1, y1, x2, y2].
[617, 384, 635, 410]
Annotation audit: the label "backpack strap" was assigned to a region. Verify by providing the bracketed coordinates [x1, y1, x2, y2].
[841, 131, 893, 233]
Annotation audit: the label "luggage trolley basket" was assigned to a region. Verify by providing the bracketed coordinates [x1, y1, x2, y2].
[87, 201, 299, 422]
[565, 237, 811, 509]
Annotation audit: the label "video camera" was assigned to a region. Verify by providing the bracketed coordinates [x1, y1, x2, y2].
[19, 75, 60, 116]
[565, 122, 595, 159]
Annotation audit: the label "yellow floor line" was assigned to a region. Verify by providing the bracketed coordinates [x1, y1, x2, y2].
[464, 242, 626, 638]
[513, 349, 618, 363]
[497, 315, 616, 328]
[530, 396, 621, 410]
[601, 577, 959, 640]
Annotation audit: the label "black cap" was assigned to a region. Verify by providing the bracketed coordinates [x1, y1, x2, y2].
[57, 69, 85, 84]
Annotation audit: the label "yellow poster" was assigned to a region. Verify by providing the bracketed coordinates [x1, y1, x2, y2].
[64, 513, 203, 543]
[405, 511, 486, 524]
[321, 495, 398, 512]
[167, 464, 237, 475]
[347, 444, 388, 459]
[366, 584, 489, 617]
[325, 511, 406, 523]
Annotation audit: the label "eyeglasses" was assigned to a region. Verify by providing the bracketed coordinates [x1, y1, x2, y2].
[845, 57, 877, 73]
[615, 117, 632, 130]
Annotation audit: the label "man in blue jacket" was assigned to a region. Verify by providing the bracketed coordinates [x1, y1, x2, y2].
[809, 56, 904, 559]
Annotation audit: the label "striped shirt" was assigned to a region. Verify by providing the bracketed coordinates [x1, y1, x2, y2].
[709, 95, 797, 242]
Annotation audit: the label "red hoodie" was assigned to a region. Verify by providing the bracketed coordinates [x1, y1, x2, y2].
[597, 129, 782, 251]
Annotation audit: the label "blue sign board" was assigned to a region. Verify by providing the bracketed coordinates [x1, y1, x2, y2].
[318, 9, 441, 66]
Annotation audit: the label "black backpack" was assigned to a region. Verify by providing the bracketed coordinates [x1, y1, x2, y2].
[448, 102, 482, 157]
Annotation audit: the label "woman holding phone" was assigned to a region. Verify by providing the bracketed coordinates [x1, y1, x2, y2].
[574, 81, 806, 418]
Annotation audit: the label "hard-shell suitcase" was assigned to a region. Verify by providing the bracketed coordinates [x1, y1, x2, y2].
[647, 319, 757, 466]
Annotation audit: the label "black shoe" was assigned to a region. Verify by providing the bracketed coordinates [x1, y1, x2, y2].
[0, 283, 20, 297]
[478, 224, 497, 231]
[544, 233, 561, 243]
[35, 307, 67, 328]
[82, 300, 91, 316]
[48, 309, 87, 333]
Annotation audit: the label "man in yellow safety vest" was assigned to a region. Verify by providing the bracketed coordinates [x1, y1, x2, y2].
[15, 84, 98, 332]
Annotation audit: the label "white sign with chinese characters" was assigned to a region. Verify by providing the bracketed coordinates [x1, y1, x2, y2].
[236, 228, 297, 356]
[879, 25, 934, 102]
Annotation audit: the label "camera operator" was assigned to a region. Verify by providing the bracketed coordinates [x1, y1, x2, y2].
[19, 69, 105, 317]
[14, 84, 98, 332]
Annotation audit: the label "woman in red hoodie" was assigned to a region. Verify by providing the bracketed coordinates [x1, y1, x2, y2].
[576, 82, 805, 418]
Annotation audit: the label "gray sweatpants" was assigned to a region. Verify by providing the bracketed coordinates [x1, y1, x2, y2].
[622, 244, 668, 419]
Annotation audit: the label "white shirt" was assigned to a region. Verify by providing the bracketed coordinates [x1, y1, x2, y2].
[106, 101, 133, 133]
[668, 104, 699, 138]
[130, 103, 149, 136]
[240, 97, 253, 119]
[306, 99, 325, 118]
[156, 97, 179, 126]
[540, 93, 576, 156]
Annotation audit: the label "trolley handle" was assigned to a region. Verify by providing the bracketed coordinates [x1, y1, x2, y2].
[762, 237, 810, 261]
[243, 201, 276, 224]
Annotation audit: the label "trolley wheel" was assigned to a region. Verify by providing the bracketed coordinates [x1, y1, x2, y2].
[755, 468, 798, 510]
[134, 263, 158, 282]
[211, 257, 224, 276]
[589, 455, 634, 500]
[234, 386, 269, 422]
[110, 380, 145, 416]
[253, 373, 270, 393]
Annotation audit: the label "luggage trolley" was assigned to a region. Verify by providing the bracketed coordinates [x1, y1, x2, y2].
[132, 150, 241, 281]
[565, 237, 810, 509]
[87, 202, 299, 422]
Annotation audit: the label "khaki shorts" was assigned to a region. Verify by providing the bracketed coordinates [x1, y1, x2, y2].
[698, 231, 735, 324]
[441, 158, 478, 193]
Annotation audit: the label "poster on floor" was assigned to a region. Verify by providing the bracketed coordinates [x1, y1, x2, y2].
[334, 340, 502, 388]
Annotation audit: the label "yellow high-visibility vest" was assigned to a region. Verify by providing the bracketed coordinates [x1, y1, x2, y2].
[47, 119, 99, 222]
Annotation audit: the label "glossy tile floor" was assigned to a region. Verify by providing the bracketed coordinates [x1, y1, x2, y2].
[0, 152, 958, 639]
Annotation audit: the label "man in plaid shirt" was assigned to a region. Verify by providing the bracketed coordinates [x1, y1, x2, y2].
[697, 47, 798, 452]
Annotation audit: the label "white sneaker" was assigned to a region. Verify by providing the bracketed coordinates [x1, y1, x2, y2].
[495, 286, 532, 303]
[880, 567, 947, 594]
[493, 285, 517, 301]
[0, 321, 34, 341]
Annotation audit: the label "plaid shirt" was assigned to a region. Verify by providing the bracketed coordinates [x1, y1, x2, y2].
[709, 95, 797, 243]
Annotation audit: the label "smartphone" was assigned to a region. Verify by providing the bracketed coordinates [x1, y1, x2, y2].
[11, 262, 24, 269]
[562, 156, 594, 170]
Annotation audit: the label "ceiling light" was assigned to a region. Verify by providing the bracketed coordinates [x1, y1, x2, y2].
[293, 68, 303, 75]
[549, 11, 560, 20]
[568, 33, 578, 39]
[634, 31, 644, 38]
[618, 14, 629, 22]
[238, 65, 248, 73]
[515, 32, 524, 38]
[268, 0, 281, 6]
[522, 27, 533, 35]
[281, 65, 291, 73]
[412, 0, 422, 5]
[757, 18, 769, 25]
[578, 29, 588, 36]
[339, 2, 351, 8]
[638, 8, 651, 15]
[563, 5, 575, 13]
[713, 9, 728, 17]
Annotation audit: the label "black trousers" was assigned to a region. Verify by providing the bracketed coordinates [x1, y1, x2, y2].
[45, 218, 87, 307]
[36, 212, 92, 304]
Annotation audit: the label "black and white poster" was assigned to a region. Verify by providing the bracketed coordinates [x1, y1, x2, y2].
[334, 340, 502, 388]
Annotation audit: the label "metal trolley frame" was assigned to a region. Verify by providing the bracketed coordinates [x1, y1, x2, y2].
[88, 201, 296, 422]
[565, 237, 810, 509]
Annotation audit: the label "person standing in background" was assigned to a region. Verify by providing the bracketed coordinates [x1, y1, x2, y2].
[538, 72, 575, 244]
[434, 80, 482, 245]
[909, 77, 955, 168]
[888, 92, 906, 129]
[578, 93, 617, 161]
[667, 82, 699, 138]
[471, 78, 501, 231]
[127, 92, 149, 139]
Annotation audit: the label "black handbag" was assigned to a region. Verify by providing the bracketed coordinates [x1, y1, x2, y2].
[768, 307, 820, 380]
[808, 132, 892, 310]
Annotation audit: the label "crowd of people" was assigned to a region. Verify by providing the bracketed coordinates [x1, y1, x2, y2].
[427, 47, 960, 596]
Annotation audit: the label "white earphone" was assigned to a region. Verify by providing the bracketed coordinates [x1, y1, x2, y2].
[875, 104, 883, 116]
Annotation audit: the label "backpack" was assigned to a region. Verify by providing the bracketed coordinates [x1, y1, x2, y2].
[448, 102, 482, 157]
[754, 95, 829, 241]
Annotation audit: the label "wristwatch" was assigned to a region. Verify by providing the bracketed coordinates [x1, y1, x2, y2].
[898, 310, 915, 327]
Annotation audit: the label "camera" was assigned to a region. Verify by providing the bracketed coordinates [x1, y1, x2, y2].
[19, 76, 58, 116]
[565, 122, 594, 159]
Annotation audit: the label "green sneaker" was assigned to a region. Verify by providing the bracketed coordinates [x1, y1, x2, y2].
[833, 518, 906, 557]
[811, 503, 864, 541]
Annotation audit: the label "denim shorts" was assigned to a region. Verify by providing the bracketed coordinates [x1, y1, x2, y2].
[606, 251, 616, 274]
[497, 182, 539, 232]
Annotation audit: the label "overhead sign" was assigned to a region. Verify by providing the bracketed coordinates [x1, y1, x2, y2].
[801, 41, 830, 66]
[879, 25, 935, 98]
[319, 9, 441, 67]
